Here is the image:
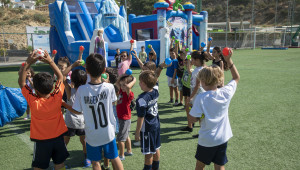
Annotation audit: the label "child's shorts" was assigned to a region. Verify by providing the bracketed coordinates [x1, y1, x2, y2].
[64, 127, 85, 137]
[167, 76, 178, 87]
[140, 129, 161, 155]
[182, 85, 190, 97]
[32, 135, 69, 169]
[117, 119, 131, 142]
[178, 78, 183, 91]
[113, 105, 119, 133]
[195, 142, 228, 166]
[86, 138, 118, 161]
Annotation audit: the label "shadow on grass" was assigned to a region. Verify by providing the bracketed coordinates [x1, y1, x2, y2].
[0, 118, 30, 137]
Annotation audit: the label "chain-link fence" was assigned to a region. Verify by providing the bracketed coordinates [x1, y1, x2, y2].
[208, 28, 293, 49]
[0, 32, 49, 65]
[0, 28, 297, 66]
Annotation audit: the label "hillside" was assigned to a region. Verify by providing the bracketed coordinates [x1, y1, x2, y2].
[0, 8, 50, 50]
[203, 0, 300, 26]
[0, 0, 299, 51]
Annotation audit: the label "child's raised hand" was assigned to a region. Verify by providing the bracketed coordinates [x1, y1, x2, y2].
[223, 49, 233, 61]
[39, 50, 53, 64]
[26, 50, 38, 65]
[131, 50, 137, 57]
[73, 60, 82, 67]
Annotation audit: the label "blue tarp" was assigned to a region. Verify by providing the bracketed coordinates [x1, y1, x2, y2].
[0, 85, 27, 127]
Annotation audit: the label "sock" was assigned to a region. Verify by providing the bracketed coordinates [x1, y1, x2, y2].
[84, 153, 87, 159]
[175, 100, 178, 103]
[152, 161, 160, 170]
[143, 164, 152, 170]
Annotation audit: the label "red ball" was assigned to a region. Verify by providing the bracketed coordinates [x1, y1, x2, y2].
[52, 50, 57, 55]
[222, 47, 230, 56]
[130, 39, 134, 44]
[22, 63, 25, 67]
[79, 46, 84, 51]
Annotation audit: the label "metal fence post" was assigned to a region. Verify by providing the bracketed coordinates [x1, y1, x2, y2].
[253, 27, 256, 49]
[31, 33, 34, 51]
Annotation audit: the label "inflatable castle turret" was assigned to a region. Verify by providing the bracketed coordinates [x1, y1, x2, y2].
[183, 2, 195, 52]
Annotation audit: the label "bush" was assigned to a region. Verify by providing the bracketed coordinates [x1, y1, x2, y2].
[22, 15, 30, 20]
[8, 19, 21, 25]
[33, 14, 47, 23]
[0, 48, 7, 57]
[26, 46, 33, 53]
[11, 8, 24, 14]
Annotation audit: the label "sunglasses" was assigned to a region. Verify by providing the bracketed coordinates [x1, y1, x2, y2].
[120, 55, 127, 58]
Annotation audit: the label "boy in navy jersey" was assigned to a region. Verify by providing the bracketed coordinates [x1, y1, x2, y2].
[135, 70, 160, 170]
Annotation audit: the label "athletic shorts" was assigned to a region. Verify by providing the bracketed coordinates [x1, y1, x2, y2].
[167, 76, 178, 87]
[117, 119, 131, 142]
[64, 127, 85, 137]
[178, 78, 183, 91]
[140, 129, 161, 155]
[32, 135, 69, 169]
[195, 142, 228, 166]
[86, 138, 119, 161]
[182, 85, 191, 97]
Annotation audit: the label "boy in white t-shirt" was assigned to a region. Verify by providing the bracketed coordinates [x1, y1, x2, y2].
[189, 49, 240, 170]
[71, 53, 124, 170]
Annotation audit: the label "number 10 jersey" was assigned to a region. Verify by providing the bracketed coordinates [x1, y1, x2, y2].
[73, 82, 117, 147]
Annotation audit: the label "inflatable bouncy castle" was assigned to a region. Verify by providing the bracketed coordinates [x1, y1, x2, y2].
[49, 0, 209, 67]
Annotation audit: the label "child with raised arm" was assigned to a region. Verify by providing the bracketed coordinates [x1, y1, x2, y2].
[147, 44, 157, 63]
[135, 70, 160, 170]
[181, 47, 210, 133]
[166, 38, 179, 105]
[115, 74, 136, 161]
[118, 43, 134, 76]
[62, 59, 90, 167]
[72, 53, 124, 170]
[189, 49, 239, 170]
[19, 50, 69, 170]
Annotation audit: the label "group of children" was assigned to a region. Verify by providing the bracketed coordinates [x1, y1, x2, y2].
[18, 36, 240, 170]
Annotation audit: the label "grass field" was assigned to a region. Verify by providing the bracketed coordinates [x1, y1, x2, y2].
[0, 49, 300, 170]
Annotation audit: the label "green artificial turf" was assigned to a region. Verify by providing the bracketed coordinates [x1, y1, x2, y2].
[0, 49, 299, 169]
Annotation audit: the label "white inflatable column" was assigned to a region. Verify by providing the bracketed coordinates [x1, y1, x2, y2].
[199, 11, 208, 48]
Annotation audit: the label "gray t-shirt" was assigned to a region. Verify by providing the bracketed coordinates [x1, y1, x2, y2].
[64, 88, 85, 129]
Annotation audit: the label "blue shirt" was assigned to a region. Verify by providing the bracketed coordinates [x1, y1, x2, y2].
[136, 89, 160, 132]
[166, 57, 178, 79]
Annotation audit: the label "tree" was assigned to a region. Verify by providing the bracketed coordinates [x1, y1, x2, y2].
[1, 0, 11, 8]
[127, 0, 157, 16]
[35, 0, 45, 6]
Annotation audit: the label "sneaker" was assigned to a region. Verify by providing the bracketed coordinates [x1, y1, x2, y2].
[101, 165, 111, 170]
[168, 99, 173, 103]
[133, 141, 141, 147]
[181, 126, 193, 132]
[192, 134, 199, 138]
[84, 158, 91, 167]
[119, 156, 125, 161]
[24, 117, 28, 120]
[124, 152, 133, 156]
[173, 102, 183, 106]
